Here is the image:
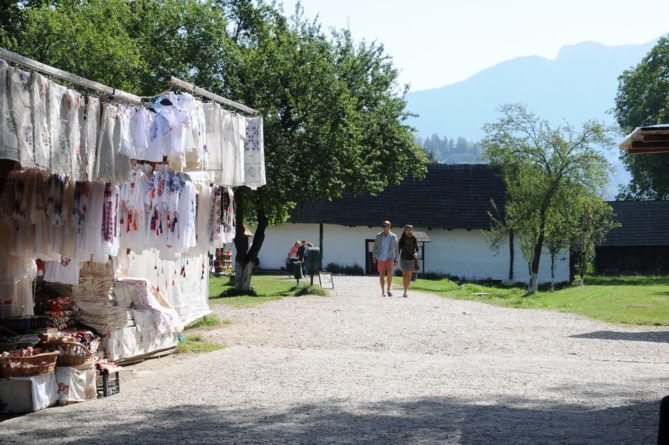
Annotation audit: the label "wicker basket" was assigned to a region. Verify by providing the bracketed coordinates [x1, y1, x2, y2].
[57, 342, 95, 367]
[0, 351, 59, 377]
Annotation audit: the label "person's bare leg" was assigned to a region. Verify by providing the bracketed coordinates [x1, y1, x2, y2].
[386, 271, 393, 296]
[379, 273, 386, 296]
[403, 271, 411, 296]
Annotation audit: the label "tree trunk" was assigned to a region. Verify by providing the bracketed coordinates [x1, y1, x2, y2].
[232, 188, 269, 292]
[508, 230, 514, 281]
[528, 272, 539, 293]
[578, 252, 587, 286]
[528, 207, 549, 294]
[550, 251, 556, 292]
[235, 260, 254, 291]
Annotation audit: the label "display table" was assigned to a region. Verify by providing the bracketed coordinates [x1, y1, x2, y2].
[101, 309, 177, 361]
[55, 366, 97, 403]
[0, 373, 58, 413]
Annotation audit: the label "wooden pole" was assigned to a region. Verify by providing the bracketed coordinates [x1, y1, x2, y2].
[169, 76, 258, 116]
[0, 47, 143, 105]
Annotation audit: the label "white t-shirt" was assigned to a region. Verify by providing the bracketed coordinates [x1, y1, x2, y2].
[131, 107, 152, 160]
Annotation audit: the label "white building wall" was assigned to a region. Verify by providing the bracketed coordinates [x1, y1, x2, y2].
[259, 223, 569, 284]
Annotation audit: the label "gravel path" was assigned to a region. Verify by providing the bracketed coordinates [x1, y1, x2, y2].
[2, 276, 669, 444]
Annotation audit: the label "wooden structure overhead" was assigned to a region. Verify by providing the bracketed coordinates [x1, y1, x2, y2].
[620, 124, 669, 154]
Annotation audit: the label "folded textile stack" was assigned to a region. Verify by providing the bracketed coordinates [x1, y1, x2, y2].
[72, 278, 134, 335]
[44, 296, 77, 330]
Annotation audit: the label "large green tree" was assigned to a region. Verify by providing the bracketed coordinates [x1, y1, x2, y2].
[483, 104, 611, 293]
[220, 2, 428, 288]
[3, 0, 427, 290]
[614, 34, 669, 200]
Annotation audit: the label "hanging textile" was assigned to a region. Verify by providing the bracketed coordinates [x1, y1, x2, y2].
[244, 115, 266, 189]
[0, 59, 19, 162]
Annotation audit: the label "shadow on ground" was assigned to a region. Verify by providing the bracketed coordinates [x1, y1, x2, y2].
[0, 395, 659, 444]
[571, 330, 669, 344]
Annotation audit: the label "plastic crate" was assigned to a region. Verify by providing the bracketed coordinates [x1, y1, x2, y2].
[96, 371, 120, 398]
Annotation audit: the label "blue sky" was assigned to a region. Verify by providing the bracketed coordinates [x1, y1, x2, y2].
[284, 0, 669, 91]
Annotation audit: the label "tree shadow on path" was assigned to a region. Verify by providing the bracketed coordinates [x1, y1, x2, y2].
[571, 330, 669, 344]
[0, 394, 659, 445]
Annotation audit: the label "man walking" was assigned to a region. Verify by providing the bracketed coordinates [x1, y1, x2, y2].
[372, 220, 399, 297]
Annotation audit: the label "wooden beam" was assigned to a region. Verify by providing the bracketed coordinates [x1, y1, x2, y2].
[0, 47, 143, 105]
[627, 147, 669, 154]
[642, 134, 669, 142]
[169, 76, 258, 116]
[631, 140, 669, 149]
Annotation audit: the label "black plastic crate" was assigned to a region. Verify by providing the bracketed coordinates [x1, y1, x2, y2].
[96, 371, 120, 398]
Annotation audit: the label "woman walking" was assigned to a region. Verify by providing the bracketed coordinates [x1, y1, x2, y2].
[398, 224, 419, 298]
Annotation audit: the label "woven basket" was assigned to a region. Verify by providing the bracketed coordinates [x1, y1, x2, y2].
[57, 342, 95, 367]
[0, 351, 59, 377]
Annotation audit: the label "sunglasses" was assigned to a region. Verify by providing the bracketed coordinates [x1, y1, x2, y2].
[382, 224, 390, 227]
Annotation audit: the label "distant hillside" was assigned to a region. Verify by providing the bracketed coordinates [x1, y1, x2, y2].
[406, 38, 662, 198]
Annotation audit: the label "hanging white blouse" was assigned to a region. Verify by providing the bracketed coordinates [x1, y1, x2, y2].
[244, 116, 266, 189]
[233, 114, 246, 186]
[9, 66, 35, 168]
[95, 101, 116, 182]
[203, 102, 223, 182]
[80, 96, 100, 181]
[47, 81, 70, 177]
[117, 105, 135, 158]
[0, 59, 19, 162]
[220, 110, 236, 186]
[64, 90, 82, 180]
[32, 73, 51, 170]
[130, 107, 152, 160]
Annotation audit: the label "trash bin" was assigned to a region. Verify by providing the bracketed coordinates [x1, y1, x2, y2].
[290, 259, 303, 280]
[305, 247, 321, 276]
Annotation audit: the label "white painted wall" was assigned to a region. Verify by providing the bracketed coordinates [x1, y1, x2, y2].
[258, 223, 570, 284]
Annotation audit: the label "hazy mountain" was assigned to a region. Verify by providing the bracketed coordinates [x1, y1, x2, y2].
[406, 39, 661, 198]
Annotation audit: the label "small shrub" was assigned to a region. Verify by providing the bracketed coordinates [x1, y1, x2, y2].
[293, 284, 327, 296]
[325, 263, 364, 275]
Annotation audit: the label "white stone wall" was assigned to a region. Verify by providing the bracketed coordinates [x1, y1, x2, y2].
[257, 223, 570, 284]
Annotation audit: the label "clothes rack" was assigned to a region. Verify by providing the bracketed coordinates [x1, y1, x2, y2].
[168, 76, 258, 116]
[0, 47, 143, 106]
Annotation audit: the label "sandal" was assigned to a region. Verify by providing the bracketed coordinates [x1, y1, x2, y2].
[387, 291, 393, 297]
[403, 293, 408, 298]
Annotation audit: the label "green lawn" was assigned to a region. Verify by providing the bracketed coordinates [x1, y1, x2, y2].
[209, 274, 326, 308]
[411, 275, 669, 326]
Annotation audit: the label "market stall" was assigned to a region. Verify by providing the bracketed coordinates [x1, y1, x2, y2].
[0, 47, 265, 412]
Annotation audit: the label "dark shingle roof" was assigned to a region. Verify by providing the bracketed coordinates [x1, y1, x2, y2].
[290, 164, 505, 229]
[599, 201, 669, 246]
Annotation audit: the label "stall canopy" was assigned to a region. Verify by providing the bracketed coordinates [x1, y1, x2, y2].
[620, 124, 669, 154]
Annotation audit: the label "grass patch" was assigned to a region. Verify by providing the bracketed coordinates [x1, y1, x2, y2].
[412, 275, 669, 326]
[184, 314, 230, 330]
[176, 334, 223, 353]
[209, 275, 327, 308]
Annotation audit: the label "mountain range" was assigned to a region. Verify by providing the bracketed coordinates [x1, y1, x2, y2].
[405, 38, 662, 198]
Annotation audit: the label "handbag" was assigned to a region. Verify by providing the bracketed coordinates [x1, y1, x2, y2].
[414, 258, 420, 271]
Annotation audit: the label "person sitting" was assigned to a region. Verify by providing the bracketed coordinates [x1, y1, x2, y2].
[288, 241, 300, 259]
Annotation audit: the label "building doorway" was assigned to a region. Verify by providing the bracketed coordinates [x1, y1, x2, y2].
[365, 239, 375, 275]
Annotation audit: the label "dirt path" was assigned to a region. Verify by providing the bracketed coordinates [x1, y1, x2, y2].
[1, 276, 668, 444]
